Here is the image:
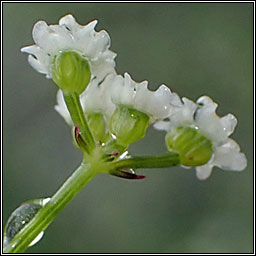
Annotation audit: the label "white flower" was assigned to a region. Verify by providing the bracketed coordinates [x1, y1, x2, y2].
[55, 74, 116, 125]
[110, 73, 182, 122]
[154, 96, 247, 180]
[21, 14, 116, 82]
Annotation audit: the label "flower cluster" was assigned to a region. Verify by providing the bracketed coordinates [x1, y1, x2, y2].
[21, 14, 247, 180]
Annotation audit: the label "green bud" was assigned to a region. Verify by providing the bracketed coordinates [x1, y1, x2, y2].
[165, 126, 213, 166]
[52, 51, 91, 94]
[87, 112, 110, 144]
[109, 106, 150, 147]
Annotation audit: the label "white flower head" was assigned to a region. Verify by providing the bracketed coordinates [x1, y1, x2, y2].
[110, 73, 182, 122]
[21, 14, 116, 82]
[154, 96, 247, 180]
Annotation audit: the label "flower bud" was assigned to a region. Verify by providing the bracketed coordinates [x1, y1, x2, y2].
[165, 126, 213, 166]
[52, 51, 91, 94]
[109, 106, 150, 147]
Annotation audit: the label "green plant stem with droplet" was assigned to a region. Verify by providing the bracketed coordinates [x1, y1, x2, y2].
[3, 91, 180, 253]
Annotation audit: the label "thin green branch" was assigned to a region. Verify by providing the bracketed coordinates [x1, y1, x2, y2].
[63, 92, 96, 152]
[109, 152, 180, 170]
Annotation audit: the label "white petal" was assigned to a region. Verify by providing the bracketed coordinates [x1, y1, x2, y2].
[124, 73, 136, 88]
[135, 84, 177, 121]
[196, 163, 213, 180]
[111, 73, 136, 106]
[153, 120, 171, 131]
[32, 21, 73, 54]
[167, 87, 183, 108]
[75, 20, 110, 58]
[84, 30, 111, 58]
[149, 85, 175, 119]
[21, 45, 45, 58]
[181, 98, 198, 122]
[101, 49, 117, 62]
[59, 14, 81, 33]
[220, 138, 241, 151]
[89, 57, 116, 83]
[73, 20, 97, 44]
[27, 55, 48, 75]
[196, 95, 217, 112]
[80, 20, 98, 33]
[21, 45, 51, 75]
[54, 90, 73, 126]
[195, 97, 227, 144]
[133, 82, 152, 114]
[32, 20, 48, 45]
[120, 82, 136, 106]
[170, 97, 197, 127]
[82, 74, 116, 119]
[213, 139, 247, 171]
[219, 113, 237, 136]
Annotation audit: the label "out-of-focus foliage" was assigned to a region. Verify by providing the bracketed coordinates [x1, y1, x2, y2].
[3, 3, 253, 253]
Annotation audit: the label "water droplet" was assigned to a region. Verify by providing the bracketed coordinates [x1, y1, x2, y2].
[3, 198, 50, 247]
[118, 151, 129, 160]
[41, 198, 51, 206]
[111, 134, 117, 140]
[129, 168, 135, 174]
[29, 231, 44, 247]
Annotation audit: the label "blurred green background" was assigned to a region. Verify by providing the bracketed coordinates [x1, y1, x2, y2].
[3, 2, 253, 253]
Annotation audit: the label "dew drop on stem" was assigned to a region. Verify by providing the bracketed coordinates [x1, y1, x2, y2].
[3, 198, 50, 247]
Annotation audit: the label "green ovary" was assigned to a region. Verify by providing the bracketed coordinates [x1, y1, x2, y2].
[109, 106, 150, 147]
[52, 51, 91, 94]
[87, 112, 110, 144]
[165, 126, 213, 166]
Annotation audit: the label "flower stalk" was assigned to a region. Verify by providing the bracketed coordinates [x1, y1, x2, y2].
[110, 152, 180, 170]
[63, 92, 96, 153]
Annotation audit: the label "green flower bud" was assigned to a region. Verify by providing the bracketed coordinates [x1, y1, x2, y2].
[109, 106, 150, 147]
[52, 51, 91, 94]
[165, 126, 213, 166]
[87, 112, 110, 144]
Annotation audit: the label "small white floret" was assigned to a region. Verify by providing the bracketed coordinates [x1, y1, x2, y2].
[21, 14, 116, 83]
[154, 95, 247, 179]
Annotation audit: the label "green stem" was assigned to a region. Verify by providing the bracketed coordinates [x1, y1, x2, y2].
[3, 162, 97, 253]
[110, 152, 180, 170]
[63, 91, 95, 152]
[3, 152, 179, 253]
